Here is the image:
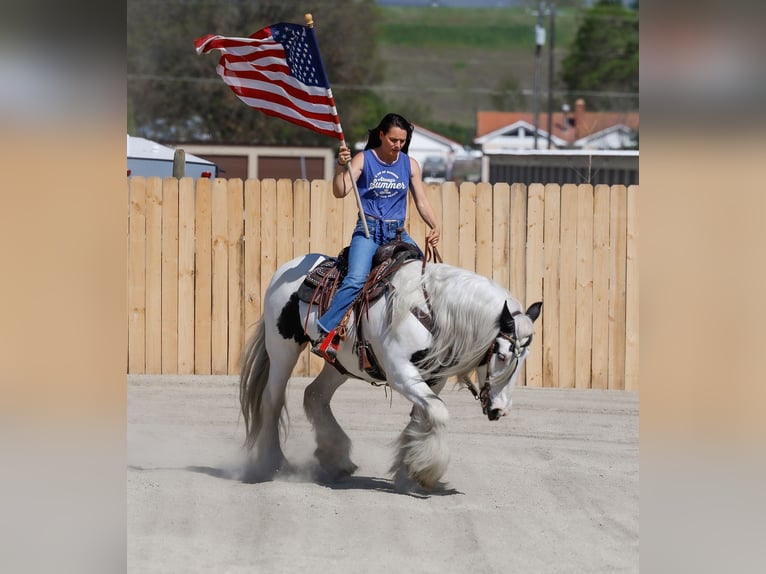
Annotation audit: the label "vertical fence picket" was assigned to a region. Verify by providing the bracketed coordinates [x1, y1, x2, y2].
[440, 182, 460, 266]
[525, 183, 545, 387]
[458, 182, 477, 272]
[325, 180, 345, 257]
[609, 185, 628, 390]
[161, 178, 179, 374]
[244, 179, 262, 344]
[491, 183, 510, 290]
[260, 179, 278, 314]
[145, 177, 163, 373]
[591, 184, 611, 389]
[625, 185, 639, 391]
[542, 184, 561, 388]
[177, 178, 195, 374]
[128, 177, 146, 374]
[276, 179, 294, 270]
[227, 179, 245, 375]
[509, 183, 528, 385]
[559, 184, 578, 389]
[211, 179, 229, 374]
[475, 182, 493, 280]
[425, 182, 443, 251]
[194, 178, 212, 375]
[575, 184, 594, 389]
[509, 183, 528, 302]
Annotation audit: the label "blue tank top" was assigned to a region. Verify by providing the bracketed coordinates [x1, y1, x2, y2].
[358, 149, 411, 220]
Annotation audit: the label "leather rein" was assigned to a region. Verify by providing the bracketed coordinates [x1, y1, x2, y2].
[412, 236, 442, 332]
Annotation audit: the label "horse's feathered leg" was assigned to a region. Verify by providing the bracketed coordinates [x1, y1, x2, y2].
[302, 364, 355, 481]
[387, 368, 451, 492]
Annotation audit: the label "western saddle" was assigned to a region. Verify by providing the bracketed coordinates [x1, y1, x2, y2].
[297, 233, 424, 380]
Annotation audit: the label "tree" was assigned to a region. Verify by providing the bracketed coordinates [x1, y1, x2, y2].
[127, 0, 384, 146]
[560, 0, 638, 111]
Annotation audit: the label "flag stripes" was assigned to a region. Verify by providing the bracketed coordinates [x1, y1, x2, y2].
[195, 25, 343, 140]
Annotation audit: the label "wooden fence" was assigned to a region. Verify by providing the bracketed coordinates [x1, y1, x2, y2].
[127, 177, 638, 390]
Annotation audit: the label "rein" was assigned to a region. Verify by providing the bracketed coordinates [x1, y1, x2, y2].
[413, 233, 443, 332]
[422, 236, 442, 271]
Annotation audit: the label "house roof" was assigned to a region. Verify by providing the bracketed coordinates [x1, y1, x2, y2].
[475, 107, 639, 146]
[412, 124, 464, 151]
[474, 119, 569, 147]
[573, 123, 637, 147]
[127, 135, 215, 165]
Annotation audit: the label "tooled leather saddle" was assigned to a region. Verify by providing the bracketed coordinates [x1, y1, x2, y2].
[297, 234, 423, 380]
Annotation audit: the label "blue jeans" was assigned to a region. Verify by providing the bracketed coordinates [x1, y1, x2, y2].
[317, 216, 421, 333]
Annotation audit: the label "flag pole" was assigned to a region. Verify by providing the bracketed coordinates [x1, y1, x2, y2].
[304, 13, 370, 239]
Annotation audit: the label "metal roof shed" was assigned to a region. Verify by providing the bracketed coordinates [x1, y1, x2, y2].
[127, 135, 218, 179]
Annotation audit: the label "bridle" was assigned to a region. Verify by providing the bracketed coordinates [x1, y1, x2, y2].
[466, 330, 523, 415]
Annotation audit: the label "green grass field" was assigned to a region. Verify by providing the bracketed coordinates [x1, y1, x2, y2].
[374, 6, 580, 134]
[378, 6, 578, 50]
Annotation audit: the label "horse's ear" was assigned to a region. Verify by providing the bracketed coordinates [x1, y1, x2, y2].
[526, 301, 543, 323]
[499, 302, 515, 334]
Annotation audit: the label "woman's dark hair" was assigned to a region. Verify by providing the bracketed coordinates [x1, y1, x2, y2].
[364, 113, 414, 153]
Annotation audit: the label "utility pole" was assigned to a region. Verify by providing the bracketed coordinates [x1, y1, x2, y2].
[532, 1, 546, 150]
[546, 3, 556, 149]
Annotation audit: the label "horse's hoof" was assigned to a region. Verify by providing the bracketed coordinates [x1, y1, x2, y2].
[392, 466, 448, 494]
[335, 463, 359, 480]
[318, 462, 358, 483]
[240, 459, 286, 483]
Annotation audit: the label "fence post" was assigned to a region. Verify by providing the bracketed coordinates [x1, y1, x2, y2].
[173, 149, 185, 178]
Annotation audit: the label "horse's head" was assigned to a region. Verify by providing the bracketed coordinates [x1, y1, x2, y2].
[473, 300, 542, 421]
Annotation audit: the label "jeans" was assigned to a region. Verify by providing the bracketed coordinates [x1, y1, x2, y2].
[317, 216, 420, 333]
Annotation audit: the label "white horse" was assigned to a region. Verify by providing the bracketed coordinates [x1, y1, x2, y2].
[239, 251, 541, 492]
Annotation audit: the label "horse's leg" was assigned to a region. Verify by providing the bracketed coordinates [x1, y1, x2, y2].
[242, 328, 304, 482]
[303, 364, 356, 481]
[387, 364, 451, 492]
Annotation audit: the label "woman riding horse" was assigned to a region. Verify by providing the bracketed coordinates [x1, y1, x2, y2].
[313, 113, 441, 361]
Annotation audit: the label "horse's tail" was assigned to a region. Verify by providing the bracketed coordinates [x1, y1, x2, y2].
[239, 318, 269, 451]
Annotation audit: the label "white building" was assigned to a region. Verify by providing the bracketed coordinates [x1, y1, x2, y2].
[127, 135, 218, 178]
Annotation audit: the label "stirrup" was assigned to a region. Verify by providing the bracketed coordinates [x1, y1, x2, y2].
[311, 329, 339, 363]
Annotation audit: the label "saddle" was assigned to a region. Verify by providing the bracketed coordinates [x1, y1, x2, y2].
[297, 233, 423, 379]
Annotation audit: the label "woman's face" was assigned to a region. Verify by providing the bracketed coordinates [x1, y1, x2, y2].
[379, 126, 408, 154]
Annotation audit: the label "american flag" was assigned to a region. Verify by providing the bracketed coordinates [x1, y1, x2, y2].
[194, 23, 344, 140]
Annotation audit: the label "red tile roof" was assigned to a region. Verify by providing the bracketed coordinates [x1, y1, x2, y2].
[476, 100, 638, 145]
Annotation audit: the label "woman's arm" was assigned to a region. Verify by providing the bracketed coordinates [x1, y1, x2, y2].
[409, 157, 441, 246]
[332, 146, 363, 198]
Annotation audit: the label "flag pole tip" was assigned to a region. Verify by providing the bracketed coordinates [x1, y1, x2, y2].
[304, 13, 314, 27]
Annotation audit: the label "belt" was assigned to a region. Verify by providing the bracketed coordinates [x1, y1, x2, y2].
[364, 213, 402, 224]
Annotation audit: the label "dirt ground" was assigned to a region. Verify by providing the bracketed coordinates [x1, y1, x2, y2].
[128, 375, 638, 573]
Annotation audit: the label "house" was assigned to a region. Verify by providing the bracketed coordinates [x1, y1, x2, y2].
[474, 98, 639, 152]
[407, 125, 465, 181]
[127, 135, 218, 178]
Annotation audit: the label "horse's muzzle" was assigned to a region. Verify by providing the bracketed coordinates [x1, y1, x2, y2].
[488, 408, 505, 421]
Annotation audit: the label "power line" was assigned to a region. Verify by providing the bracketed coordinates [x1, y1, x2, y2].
[126, 74, 638, 99]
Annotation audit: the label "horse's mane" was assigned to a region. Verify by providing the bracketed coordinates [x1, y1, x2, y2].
[388, 262, 523, 380]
